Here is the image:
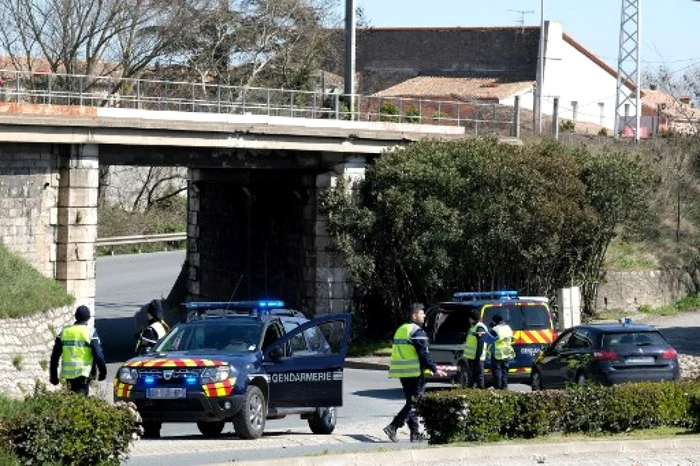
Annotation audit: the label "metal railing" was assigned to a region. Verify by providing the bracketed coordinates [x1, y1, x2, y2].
[0, 69, 517, 136]
[95, 232, 186, 247]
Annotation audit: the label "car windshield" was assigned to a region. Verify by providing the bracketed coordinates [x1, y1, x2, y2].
[154, 321, 264, 353]
[603, 331, 668, 348]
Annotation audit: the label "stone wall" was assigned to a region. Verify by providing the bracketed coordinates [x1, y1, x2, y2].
[0, 143, 58, 278]
[0, 306, 74, 398]
[596, 270, 691, 312]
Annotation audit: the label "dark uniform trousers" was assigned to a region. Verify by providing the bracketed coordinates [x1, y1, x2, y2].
[67, 376, 91, 395]
[467, 359, 485, 389]
[391, 376, 426, 432]
[492, 359, 510, 389]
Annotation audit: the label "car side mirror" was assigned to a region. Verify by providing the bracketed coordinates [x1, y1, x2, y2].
[268, 347, 284, 360]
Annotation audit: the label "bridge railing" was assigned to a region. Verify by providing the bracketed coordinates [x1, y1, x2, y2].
[0, 69, 518, 137]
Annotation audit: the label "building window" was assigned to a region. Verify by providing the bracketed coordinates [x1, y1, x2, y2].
[598, 102, 605, 127]
[571, 101, 578, 121]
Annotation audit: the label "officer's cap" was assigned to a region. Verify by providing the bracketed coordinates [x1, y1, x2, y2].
[75, 305, 91, 322]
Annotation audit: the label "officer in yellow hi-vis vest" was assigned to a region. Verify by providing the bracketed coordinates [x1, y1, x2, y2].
[384, 303, 446, 443]
[490, 314, 516, 389]
[463, 309, 495, 389]
[49, 305, 107, 395]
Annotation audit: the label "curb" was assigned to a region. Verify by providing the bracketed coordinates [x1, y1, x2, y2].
[211, 436, 700, 466]
[345, 358, 389, 371]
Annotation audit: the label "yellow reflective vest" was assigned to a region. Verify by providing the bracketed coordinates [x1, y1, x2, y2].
[493, 323, 516, 360]
[389, 323, 422, 378]
[464, 322, 489, 361]
[60, 324, 94, 379]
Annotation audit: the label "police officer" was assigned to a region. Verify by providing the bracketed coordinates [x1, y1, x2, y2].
[135, 299, 169, 355]
[463, 309, 494, 389]
[490, 314, 516, 390]
[49, 305, 107, 395]
[384, 303, 446, 443]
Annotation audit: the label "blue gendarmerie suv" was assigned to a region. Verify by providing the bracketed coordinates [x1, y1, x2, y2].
[114, 301, 350, 439]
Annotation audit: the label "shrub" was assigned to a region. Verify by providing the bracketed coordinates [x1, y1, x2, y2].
[379, 102, 399, 122]
[432, 111, 450, 123]
[560, 119, 576, 133]
[419, 381, 700, 444]
[2, 390, 140, 465]
[405, 106, 421, 124]
[598, 127, 608, 136]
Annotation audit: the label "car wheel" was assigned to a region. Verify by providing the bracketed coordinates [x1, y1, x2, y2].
[197, 420, 225, 437]
[577, 373, 587, 386]
[141, 421, 162, 439]
[531, 370, 544, 391]
[457, 363, 470, 388]
[308, 407, 337, 435]
[233, 385, 266, 439]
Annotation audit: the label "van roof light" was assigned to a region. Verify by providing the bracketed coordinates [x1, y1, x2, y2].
[452, 291, 518, 301]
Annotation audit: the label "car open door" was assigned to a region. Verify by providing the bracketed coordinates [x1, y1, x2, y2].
[264, 314, 351, 409]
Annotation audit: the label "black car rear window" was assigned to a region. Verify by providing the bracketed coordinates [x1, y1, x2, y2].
[482, 305, 550, 331]
[603, 331, 668, 348]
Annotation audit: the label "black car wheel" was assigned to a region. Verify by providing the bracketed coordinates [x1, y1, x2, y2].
[233, 385, 266, 439]
[531, 370, 544, 391]
[457, 363, 470, 388]
[197, 420, 225, 437]
[141, 421, 162, 439]
[308, 407, 337, 434]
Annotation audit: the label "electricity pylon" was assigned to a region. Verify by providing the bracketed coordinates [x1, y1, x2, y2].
[614, 0, 641, 142]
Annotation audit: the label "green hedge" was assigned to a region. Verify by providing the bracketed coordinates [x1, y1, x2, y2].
[419, 381, 700, 444]
[0, 390, 140, 465]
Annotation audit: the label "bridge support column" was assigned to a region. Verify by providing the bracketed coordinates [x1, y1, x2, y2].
[56, 144, 98, 311]
[311, 157, 366, 315]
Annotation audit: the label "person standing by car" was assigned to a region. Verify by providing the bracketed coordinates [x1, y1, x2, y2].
[384, 303, 447, 443]
[135, 299, 170, 355]
[490, 314, 516, 389]
[49, 305, 107, 395]
[463, 309, 494, 389]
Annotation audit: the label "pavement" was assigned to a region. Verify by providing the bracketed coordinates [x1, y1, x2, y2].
[345, 356, 389, 371]
[198, 436, 700, 466]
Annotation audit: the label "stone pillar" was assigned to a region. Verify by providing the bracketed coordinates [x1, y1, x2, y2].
[56, 144, 99, 312]
[186, 168, 201, 300]
[312, 156, 366, 315]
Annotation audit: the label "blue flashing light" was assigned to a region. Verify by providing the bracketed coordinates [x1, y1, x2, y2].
[185, 376, 198, 385]
[144, 376, 156, 385]
[185, 300, 285, 310]
[453, 290, 519, 301]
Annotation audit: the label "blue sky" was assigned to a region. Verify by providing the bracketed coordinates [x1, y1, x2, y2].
[346, 0, 700, 75]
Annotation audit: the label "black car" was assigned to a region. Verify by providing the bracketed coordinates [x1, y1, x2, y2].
[114, 301, 351, 439]
[530, 322, 680, 389]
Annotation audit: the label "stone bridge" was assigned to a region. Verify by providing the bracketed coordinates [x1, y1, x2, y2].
[0, 103, 469, 316]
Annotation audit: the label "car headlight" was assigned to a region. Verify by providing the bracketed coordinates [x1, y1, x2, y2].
[118, 367, 139, 385]
[201, 366, 231, 384]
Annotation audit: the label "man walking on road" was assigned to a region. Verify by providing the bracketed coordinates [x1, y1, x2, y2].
[385, 303, 446, 443]
[50, 305, 107, 395]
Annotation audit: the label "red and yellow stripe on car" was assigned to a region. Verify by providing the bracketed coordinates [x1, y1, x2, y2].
[124, 358, 226, 368]
[114, 380, 133, 398]
[202, 378, 236, 397]
[485, 367, 531, 374]
[513, 329, 556, 345]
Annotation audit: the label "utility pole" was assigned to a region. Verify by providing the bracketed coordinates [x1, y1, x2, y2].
[614, 0, 641, 143]
[536, 0, 545, 134]
[344, 0, 357, 119]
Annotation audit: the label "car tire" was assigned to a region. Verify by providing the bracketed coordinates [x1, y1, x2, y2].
[577, 373, 587, 386]
[457, 363, 470, 388]
[233, 385, 266, 439]
[308, 407, 337, 435]
[531, 370, 544, 391]
[197, 420, 225, 437]
[141, 421, 162, 439]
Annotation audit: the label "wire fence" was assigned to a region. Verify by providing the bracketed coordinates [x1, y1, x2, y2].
[0, 69, 518, 137]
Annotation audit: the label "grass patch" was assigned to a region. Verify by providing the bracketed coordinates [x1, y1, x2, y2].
[604, 239, 659, 271]
[347, 339, 392, 357]
[638, 292, 700, 317]
[0, 243, 74, 319]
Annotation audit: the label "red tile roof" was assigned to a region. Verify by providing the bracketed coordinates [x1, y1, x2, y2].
[373, 76, 534, 102]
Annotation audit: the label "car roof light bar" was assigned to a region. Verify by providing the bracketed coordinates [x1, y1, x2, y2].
[185, 300, 285, 310]
[452, 291, 519, 301]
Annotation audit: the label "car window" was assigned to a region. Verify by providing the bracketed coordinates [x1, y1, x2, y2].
[432, 310, 473, 344]
[482, 306, 523, 330]
[566, 328, 592, 349]
[603, 331, 668, 348]
[156, 322, 262, 352]
[553, 330, 572, 351]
